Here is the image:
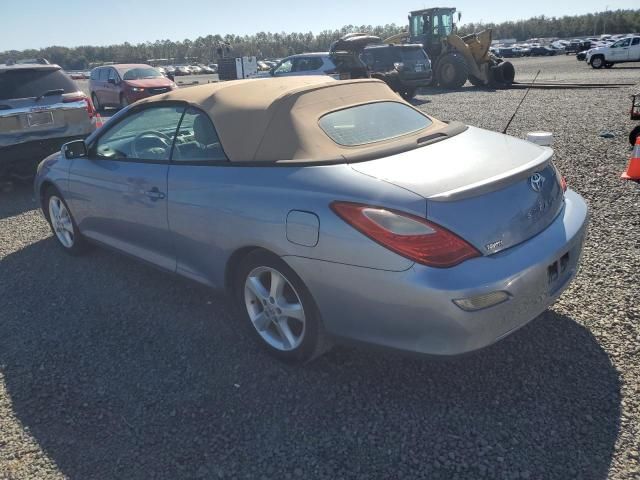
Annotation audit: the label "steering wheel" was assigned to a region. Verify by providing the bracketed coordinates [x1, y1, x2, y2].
[131, 130, 174, 159]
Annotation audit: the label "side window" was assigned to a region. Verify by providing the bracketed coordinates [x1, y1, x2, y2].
[632, 38, 640, 46]
[93, 105, 184, 162]
[308, 57, 323, 70]
[90, 69, 98, 80]
[173, 107, 227, 162]
[292, 58, 309, 72]
[274, 59, 293, 75]
[98, 68, 108, 81]
[108, 68, 117, 82]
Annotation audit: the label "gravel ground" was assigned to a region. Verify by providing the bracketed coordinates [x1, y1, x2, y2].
[0, 55, 639, 480]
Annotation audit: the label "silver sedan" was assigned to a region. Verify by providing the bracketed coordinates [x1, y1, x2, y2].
[35, 76, 588, 363]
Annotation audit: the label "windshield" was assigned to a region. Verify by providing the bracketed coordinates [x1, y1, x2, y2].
[122, 67, 162, 80]
[319, 102, 432, 146]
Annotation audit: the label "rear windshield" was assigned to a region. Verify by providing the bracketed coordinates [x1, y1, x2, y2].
[0, 68, 77, 100]
[122, 67, 162, 80]
[319, 102, 432, 146]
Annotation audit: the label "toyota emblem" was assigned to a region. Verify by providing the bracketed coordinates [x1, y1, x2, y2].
[529, 173, 545, 192]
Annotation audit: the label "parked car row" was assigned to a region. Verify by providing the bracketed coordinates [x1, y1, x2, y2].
[166, 64, 218, 76]
[491, 44, 561, 58]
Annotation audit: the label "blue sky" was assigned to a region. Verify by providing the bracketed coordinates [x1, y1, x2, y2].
[2, 0, 637, 50]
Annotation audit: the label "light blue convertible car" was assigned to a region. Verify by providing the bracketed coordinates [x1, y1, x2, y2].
[35, 76, 588, 362]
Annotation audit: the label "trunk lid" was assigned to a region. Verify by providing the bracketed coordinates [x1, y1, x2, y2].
[350, 126, 565, 255]
[0, 94, 90, 148]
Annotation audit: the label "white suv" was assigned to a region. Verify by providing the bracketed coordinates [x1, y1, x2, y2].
[586, 36, 640, 69]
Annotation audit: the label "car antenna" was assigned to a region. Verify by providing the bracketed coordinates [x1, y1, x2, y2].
[502, 69, 540, 135]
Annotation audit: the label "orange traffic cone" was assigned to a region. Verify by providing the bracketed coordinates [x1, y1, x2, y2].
[94, 113, 104, 129]
[622, 136, 640, 180]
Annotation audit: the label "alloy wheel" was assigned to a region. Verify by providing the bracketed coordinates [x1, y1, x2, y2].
[244, 266, 306, 351]
[48, 196, 74, 248]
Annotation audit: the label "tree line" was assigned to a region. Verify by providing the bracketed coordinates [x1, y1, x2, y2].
[458, 9, 640, 40]
[1, 9, 638, 70]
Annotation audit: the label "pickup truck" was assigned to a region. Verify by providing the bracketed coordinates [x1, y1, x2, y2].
[586, 36, 640, 69]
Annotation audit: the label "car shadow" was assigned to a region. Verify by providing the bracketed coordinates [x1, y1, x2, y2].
[420, 85, 485, 96]
[0, 239, 621, 479]
[0, 181, 39, 220]
[609, 65, 640, 70]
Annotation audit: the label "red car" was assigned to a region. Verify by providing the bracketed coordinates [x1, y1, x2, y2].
[89, 64, 177, 111]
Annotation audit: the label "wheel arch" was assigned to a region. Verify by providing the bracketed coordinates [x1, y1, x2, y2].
[224, 246, 269, 293]
[39, 180, 59, 220]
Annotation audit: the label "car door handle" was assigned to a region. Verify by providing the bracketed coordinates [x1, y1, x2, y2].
[145, 188, 166, 200]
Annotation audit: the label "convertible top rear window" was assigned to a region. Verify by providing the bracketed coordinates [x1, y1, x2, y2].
[319, 102, 432, 146]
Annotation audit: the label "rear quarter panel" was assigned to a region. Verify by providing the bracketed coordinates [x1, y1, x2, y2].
[167, 162, 425, 287]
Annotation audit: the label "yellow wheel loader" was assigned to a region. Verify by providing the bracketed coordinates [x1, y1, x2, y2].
[385, 7, 515, 89]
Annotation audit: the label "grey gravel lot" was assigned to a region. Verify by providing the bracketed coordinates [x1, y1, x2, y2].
[1, 55, 639, 480]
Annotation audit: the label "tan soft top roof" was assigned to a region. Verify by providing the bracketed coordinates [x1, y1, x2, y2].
[137, 76, 447, 162]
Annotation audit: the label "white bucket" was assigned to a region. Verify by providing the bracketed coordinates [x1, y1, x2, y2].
[526, 131, 554, 147]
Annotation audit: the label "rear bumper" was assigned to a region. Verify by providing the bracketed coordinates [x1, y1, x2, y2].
[0, 135, 88, 177]
[284, 189, 589, 356]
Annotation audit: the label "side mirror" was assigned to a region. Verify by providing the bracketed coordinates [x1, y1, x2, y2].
[107, 78, 117, 85]
[63, 140, 87, 159]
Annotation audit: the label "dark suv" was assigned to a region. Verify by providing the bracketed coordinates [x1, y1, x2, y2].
[329, 34, 432, 100]
[362, 44, 432, 100]
[0, 60, 95, 179]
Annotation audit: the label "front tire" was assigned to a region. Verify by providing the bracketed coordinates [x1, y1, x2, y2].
[44, 188, 87, 255]
[590, 55, 605, 69]
[234, 250, 329, 363]
[436, 54, 468, 89]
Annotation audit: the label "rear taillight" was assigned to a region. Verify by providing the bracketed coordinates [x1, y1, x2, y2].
[63, 92, 95, 119]
[330, 202, 480, 268]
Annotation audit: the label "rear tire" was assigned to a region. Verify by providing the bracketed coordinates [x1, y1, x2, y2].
[436, 54, 468, 89]
[590, 55, 605, 69]
[234, 250, 330, 363]
[44, 187, 88, 255]
[400, 87, 416, 100]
